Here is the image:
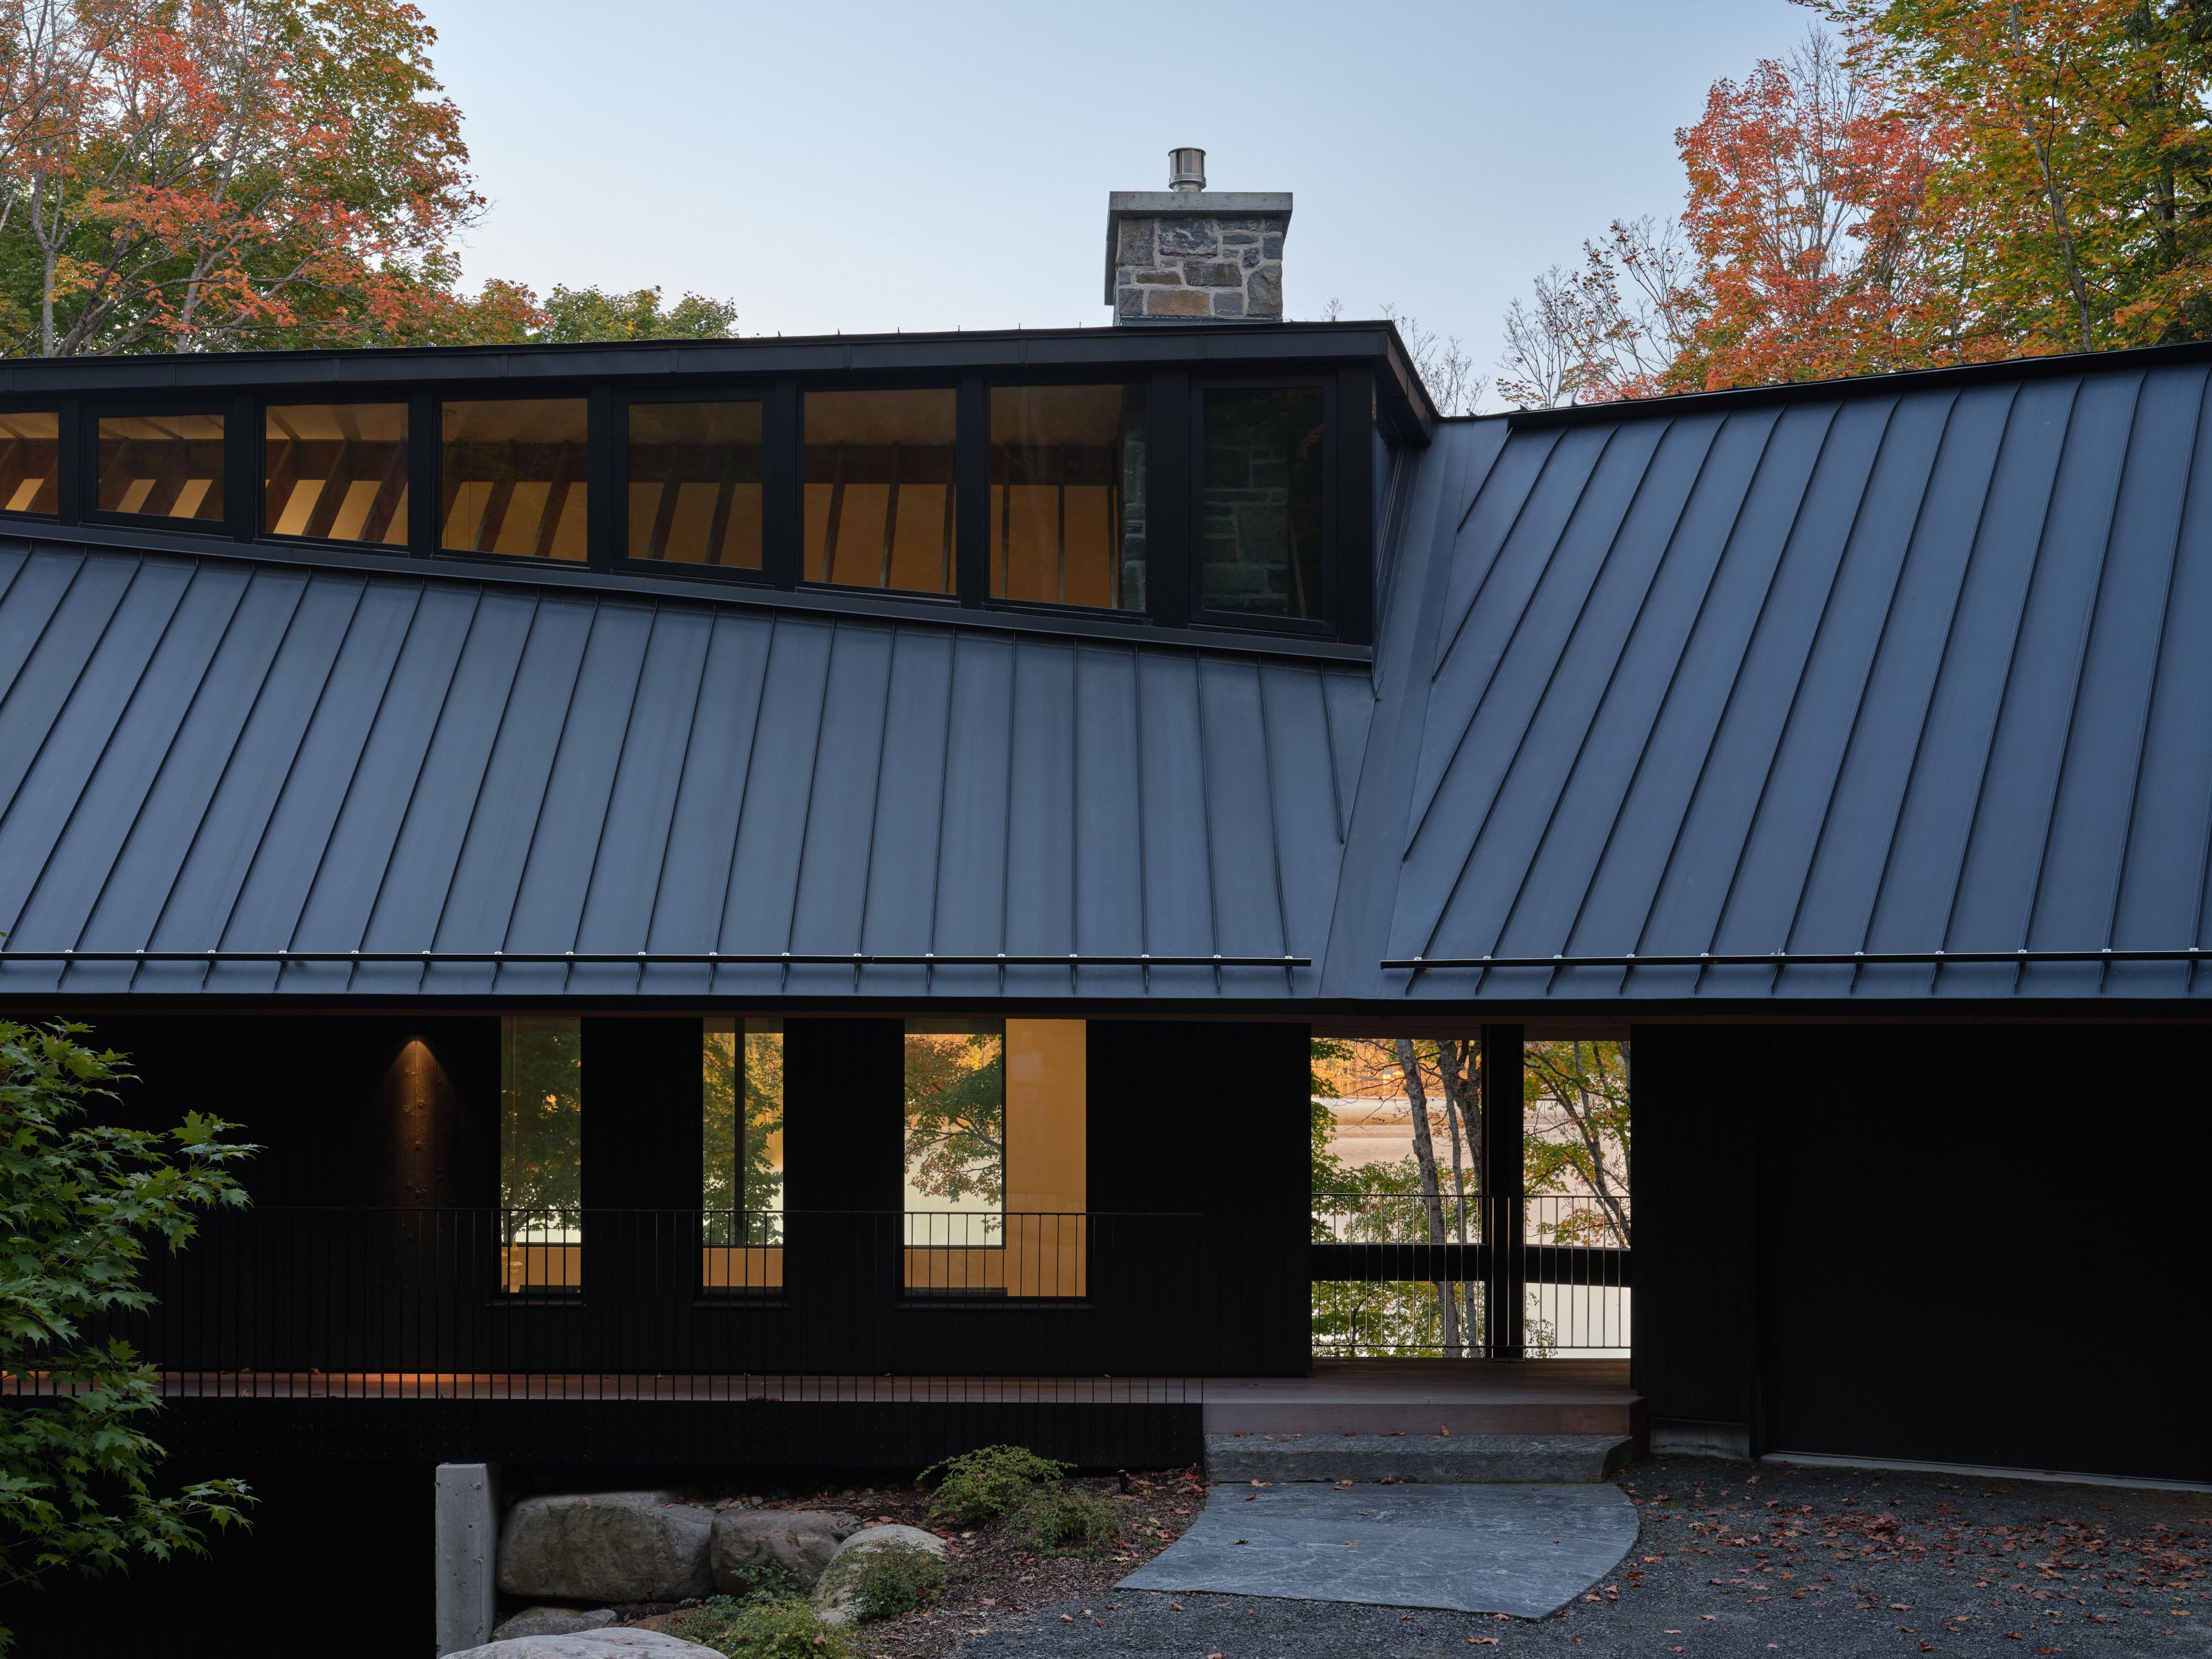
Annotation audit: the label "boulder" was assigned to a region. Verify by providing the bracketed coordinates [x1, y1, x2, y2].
[447, 1631, 720, 1659]
[489, 1607, 618, 1641]
[813, 1524, 951, 1624]
[710, 1506, 861, 1586]
[496, 1492, 714, 1603]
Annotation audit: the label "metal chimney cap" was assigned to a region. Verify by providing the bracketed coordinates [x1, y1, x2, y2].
[1168, 147, 1206, 191]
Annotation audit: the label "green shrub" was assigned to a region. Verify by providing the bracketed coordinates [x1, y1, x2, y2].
[917, 1443, 1071, 1524]
[1006, 1484, 1122, 1558]
[816, 1539, 952, 1622]
[663, 1593, 863, 1658]
[713, 1561, 812, 1604]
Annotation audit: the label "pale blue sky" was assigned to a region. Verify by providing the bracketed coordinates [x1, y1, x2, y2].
[429, 0, 1810, 385]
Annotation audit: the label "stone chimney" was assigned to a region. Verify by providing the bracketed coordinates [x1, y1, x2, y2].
[1106, 148, 1291, 324]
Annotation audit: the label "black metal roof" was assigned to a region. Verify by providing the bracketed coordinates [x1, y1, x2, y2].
[1345, 346, 2212, 1005]
[10, 335, 2212, 1007]
[0, 545, 1368, 1002]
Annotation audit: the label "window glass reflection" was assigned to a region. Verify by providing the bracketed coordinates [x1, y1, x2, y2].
[702, 1016, 783, 1291]
[804, 388, 955, 592]
[990, 385, 1145, 610]
[0, 413, 58, 514]
[1201, 387, 1325, 618]
[442, 399, 588, 559]
[902, 1018, 1089, 1298]
[628, 401, 763, 567]
[265, 403, 407, 545]
[500, 1014, 582, 1293]
[98, 413, 225, 522]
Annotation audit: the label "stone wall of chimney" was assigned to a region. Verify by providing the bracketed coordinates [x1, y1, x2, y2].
[1114, 213, 1286, 322]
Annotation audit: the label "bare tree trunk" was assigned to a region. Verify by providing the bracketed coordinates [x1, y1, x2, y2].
[1396, 1037, 1459, 1356]
[1438, 1039, 1480, 1350]
[1557, 1041, 1632, 1249]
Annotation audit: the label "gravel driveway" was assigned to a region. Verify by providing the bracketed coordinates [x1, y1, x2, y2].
[943, 1455, 2210, 1658]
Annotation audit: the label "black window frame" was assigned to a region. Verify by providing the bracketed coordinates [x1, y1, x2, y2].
[32, 355, 1378, 650]
[1188, 374, 1338, 639]
[256, 393, 418, 552]
[975, 373, 1157, 626]
[82, 395, 250, 539]
[794, 378, 967, 606]
[0, 400, 68, 523]
[611, 384, 781, 589]
[429, 385, 608, 572]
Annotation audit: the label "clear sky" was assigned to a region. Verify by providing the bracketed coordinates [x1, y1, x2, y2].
[428, 0, 1811, 391]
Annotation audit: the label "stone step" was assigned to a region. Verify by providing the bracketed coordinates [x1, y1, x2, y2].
[1204, 1431, 1635, 1485]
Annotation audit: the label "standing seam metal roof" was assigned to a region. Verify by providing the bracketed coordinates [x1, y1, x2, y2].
[0, 546, 1369, 1000]
[8, 344, 2212, 1003]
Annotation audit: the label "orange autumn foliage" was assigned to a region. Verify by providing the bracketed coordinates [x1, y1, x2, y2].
[0, 0, 485, 355]
[1665, 31, 1995, 391]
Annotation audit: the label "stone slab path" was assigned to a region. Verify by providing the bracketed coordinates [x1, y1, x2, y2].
[1115, 1480, 1639, 1619]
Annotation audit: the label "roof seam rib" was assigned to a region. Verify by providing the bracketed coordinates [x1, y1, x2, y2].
[1477, 416, 1736, 982]
[1622, 403, 1848, 969]
[1695, 394, 1922, 990]
[1849, 384, 2027, 979]
[2011, 373, 2150, 987]
[262, 582, 432, 959]
[1547, 407, 1790, 983]
[1409, 417, 1696, 964]
[1771, 391, 1974, 962]
[140, 570, 364, 986]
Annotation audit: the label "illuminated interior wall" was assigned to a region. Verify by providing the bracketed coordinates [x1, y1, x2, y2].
[902, 1018, 1087, 1297]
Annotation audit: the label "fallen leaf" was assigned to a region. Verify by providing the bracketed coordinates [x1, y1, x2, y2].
[1700, 1615, 1716, 1621]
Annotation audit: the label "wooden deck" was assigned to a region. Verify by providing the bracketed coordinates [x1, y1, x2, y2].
[1203, 1359, 1640, 1438]
[12, 1360, 1637, 1437]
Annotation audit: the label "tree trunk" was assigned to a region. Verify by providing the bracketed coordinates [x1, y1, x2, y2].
[1396, 1038, 1459, 1356]
[1438, 1040, 1480, 1351]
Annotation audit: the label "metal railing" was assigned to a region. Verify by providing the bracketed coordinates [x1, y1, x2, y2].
[6, 1208, 1209, 1402]
[1311, 1191, 1632, 1357]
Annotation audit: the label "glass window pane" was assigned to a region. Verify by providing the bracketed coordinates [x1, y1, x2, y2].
[989, 385, 1146, 610]
[97, 413, 225, 522]
[903, 1020, 1004, 1264]
[265, 403, 408, 545]
[903, 1018, 1087, 1298]
[0, 413, 59, 514]
[703, 1017, 784, 1291]
[1201, 387, 1325, 618]
[500, 1015, 582, 1291]
[629, 402, 764, 568]
[804, 389, 955, 592]
[442, 399, 588, 559]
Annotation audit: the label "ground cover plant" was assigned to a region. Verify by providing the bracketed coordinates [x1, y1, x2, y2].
[818, 1538, 952, 1620]
[918, 1446, 1073, 1526]
[1004, 1487, 1121, 1559]
[659, 1592, 863, 1659]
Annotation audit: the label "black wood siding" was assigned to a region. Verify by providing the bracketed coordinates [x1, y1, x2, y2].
[1635, 1022, 2212, 1482]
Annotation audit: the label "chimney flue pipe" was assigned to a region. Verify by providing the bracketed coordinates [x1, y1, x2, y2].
[1168, 147, 1206, 191]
